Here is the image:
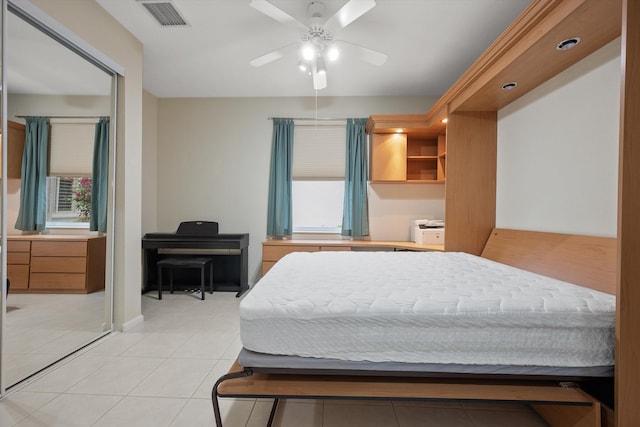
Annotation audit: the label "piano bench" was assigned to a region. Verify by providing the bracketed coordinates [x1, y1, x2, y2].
[157, 257, 213, 301]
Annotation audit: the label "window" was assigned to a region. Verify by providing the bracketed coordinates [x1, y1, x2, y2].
[47, 176, 73, 215]
[45, 120, 95, 228]
[292, 124, 346, 233]
[46, 177, 93, 226]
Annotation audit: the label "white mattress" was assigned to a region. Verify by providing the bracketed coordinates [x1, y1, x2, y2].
[240, 251, 615, 367]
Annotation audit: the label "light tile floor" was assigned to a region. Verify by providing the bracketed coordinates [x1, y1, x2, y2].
[4, 292, 107, 385]
[0, 292, 550, 426]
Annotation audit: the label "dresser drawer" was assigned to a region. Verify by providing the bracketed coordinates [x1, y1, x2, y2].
[29, 273, 86, 290]
[31, 241, 87, 257]
[31, 257, 87, 273]
[7, 252, 30, 264]
[7, 265, 30, 289]
[263, 244, 319, 262]
[7, 240, 31, 252]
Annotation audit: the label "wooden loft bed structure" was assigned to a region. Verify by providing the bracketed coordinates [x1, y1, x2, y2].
[368, 1, 638, 422]
[215, 0, 639, 425]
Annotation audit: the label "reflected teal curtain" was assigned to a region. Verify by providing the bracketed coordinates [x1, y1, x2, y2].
[342, 118, 369, 238]
[15, 117, 49, 231]
[90, 117, 109, 232]
[266, 118, 294, 237]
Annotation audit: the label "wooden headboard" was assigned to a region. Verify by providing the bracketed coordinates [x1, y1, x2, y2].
[481, 228, 617, 295]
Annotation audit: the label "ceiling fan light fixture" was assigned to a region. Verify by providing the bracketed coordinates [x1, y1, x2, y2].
[327, 46, 339, 61]
[302, 44, 315, 61]
[250, 0, 385, 91]
[316, 56, 327, 74]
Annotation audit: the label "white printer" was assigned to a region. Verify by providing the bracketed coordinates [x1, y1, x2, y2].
[411, 219, 445, 245]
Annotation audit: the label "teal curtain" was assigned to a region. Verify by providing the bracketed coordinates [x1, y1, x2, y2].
[15, 117, 49, 232]
[90, 117, 110, 232]
[342, 118, 369, 238]
[266, 118, 294, 237]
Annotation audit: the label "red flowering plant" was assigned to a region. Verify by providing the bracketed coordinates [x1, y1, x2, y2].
[72, 178, 92, 221]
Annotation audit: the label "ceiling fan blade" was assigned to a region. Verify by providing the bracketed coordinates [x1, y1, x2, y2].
[324, 0, 376, 31]
[334, 40, 387, 66]
[249, 0, 308, 32]
[312, 64, 327, 91]
[250, 43, 298, 67]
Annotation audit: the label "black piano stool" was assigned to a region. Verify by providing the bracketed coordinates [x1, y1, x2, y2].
[157, 257, 213, 300]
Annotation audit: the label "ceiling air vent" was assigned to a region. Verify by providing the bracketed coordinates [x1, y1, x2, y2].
[137, 0, 189, 27]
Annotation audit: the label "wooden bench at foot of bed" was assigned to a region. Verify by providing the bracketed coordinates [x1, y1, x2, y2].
[213, 360, 603, 427]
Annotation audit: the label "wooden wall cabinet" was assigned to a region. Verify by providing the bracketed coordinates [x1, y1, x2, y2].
[0, 120, 26, 178]
[7, 235, 106, 294]
[367, 115, 446, 184]
[370, 133, 406, 182]
[406, 134, 445, 182]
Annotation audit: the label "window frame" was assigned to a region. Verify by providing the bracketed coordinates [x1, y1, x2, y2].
[291, 123, 347, 234]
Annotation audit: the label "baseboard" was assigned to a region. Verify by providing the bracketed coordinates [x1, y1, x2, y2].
[121, 314, 144, 332]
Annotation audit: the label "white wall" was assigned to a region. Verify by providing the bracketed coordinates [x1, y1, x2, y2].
[368, 184, 445, 241]
[155, 96, 440, 283]
[496, 38, 621, 237]
[142, 91, 158, 235]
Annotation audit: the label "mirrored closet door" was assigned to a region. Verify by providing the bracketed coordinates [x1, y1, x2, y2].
[0, 0, 118, 391]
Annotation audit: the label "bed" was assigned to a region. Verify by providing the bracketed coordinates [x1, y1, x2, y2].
[212, 228, 617, 427]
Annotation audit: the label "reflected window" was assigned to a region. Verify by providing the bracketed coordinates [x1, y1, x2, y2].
[45, 120, 96, 228]
[46, 176, 92, 227]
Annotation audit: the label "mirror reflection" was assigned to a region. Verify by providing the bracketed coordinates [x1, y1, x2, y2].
[3, 10, 113, 387]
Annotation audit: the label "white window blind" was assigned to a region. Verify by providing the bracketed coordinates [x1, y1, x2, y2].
[293, 125, 346, 179]
[49, 121, 95, 176]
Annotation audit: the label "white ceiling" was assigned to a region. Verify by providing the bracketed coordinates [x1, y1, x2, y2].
[6, 10, 112, 96]
[93, 0, 531, 98]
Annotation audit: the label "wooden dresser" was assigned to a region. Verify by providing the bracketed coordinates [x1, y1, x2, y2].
[262, 239, 444, 275]
[7, 234, 107, 294]
[6, 239, 31, 291]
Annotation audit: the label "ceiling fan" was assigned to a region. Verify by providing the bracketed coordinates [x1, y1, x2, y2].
[249, 0, 387, 90]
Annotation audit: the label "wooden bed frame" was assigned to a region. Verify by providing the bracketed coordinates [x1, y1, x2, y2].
[212, 228, 616, 427]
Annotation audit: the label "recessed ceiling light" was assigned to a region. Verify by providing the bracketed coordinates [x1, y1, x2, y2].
[395, 129, 404, 133]
[441, 118, 448, 123]
[501, 82, 518, 91]
[556, 37, 581, 51]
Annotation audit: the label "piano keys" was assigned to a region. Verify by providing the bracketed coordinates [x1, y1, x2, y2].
[142, 221, 249, 297]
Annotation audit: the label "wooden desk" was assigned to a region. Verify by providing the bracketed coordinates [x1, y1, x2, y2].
[262, 239, 444, 275]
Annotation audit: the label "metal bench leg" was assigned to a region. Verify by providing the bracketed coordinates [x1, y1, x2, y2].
[200, 265, 205, 300]
[169, 268, 174, 294]
[157, 265, 163, 300]
[209, 262, 214, 294]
